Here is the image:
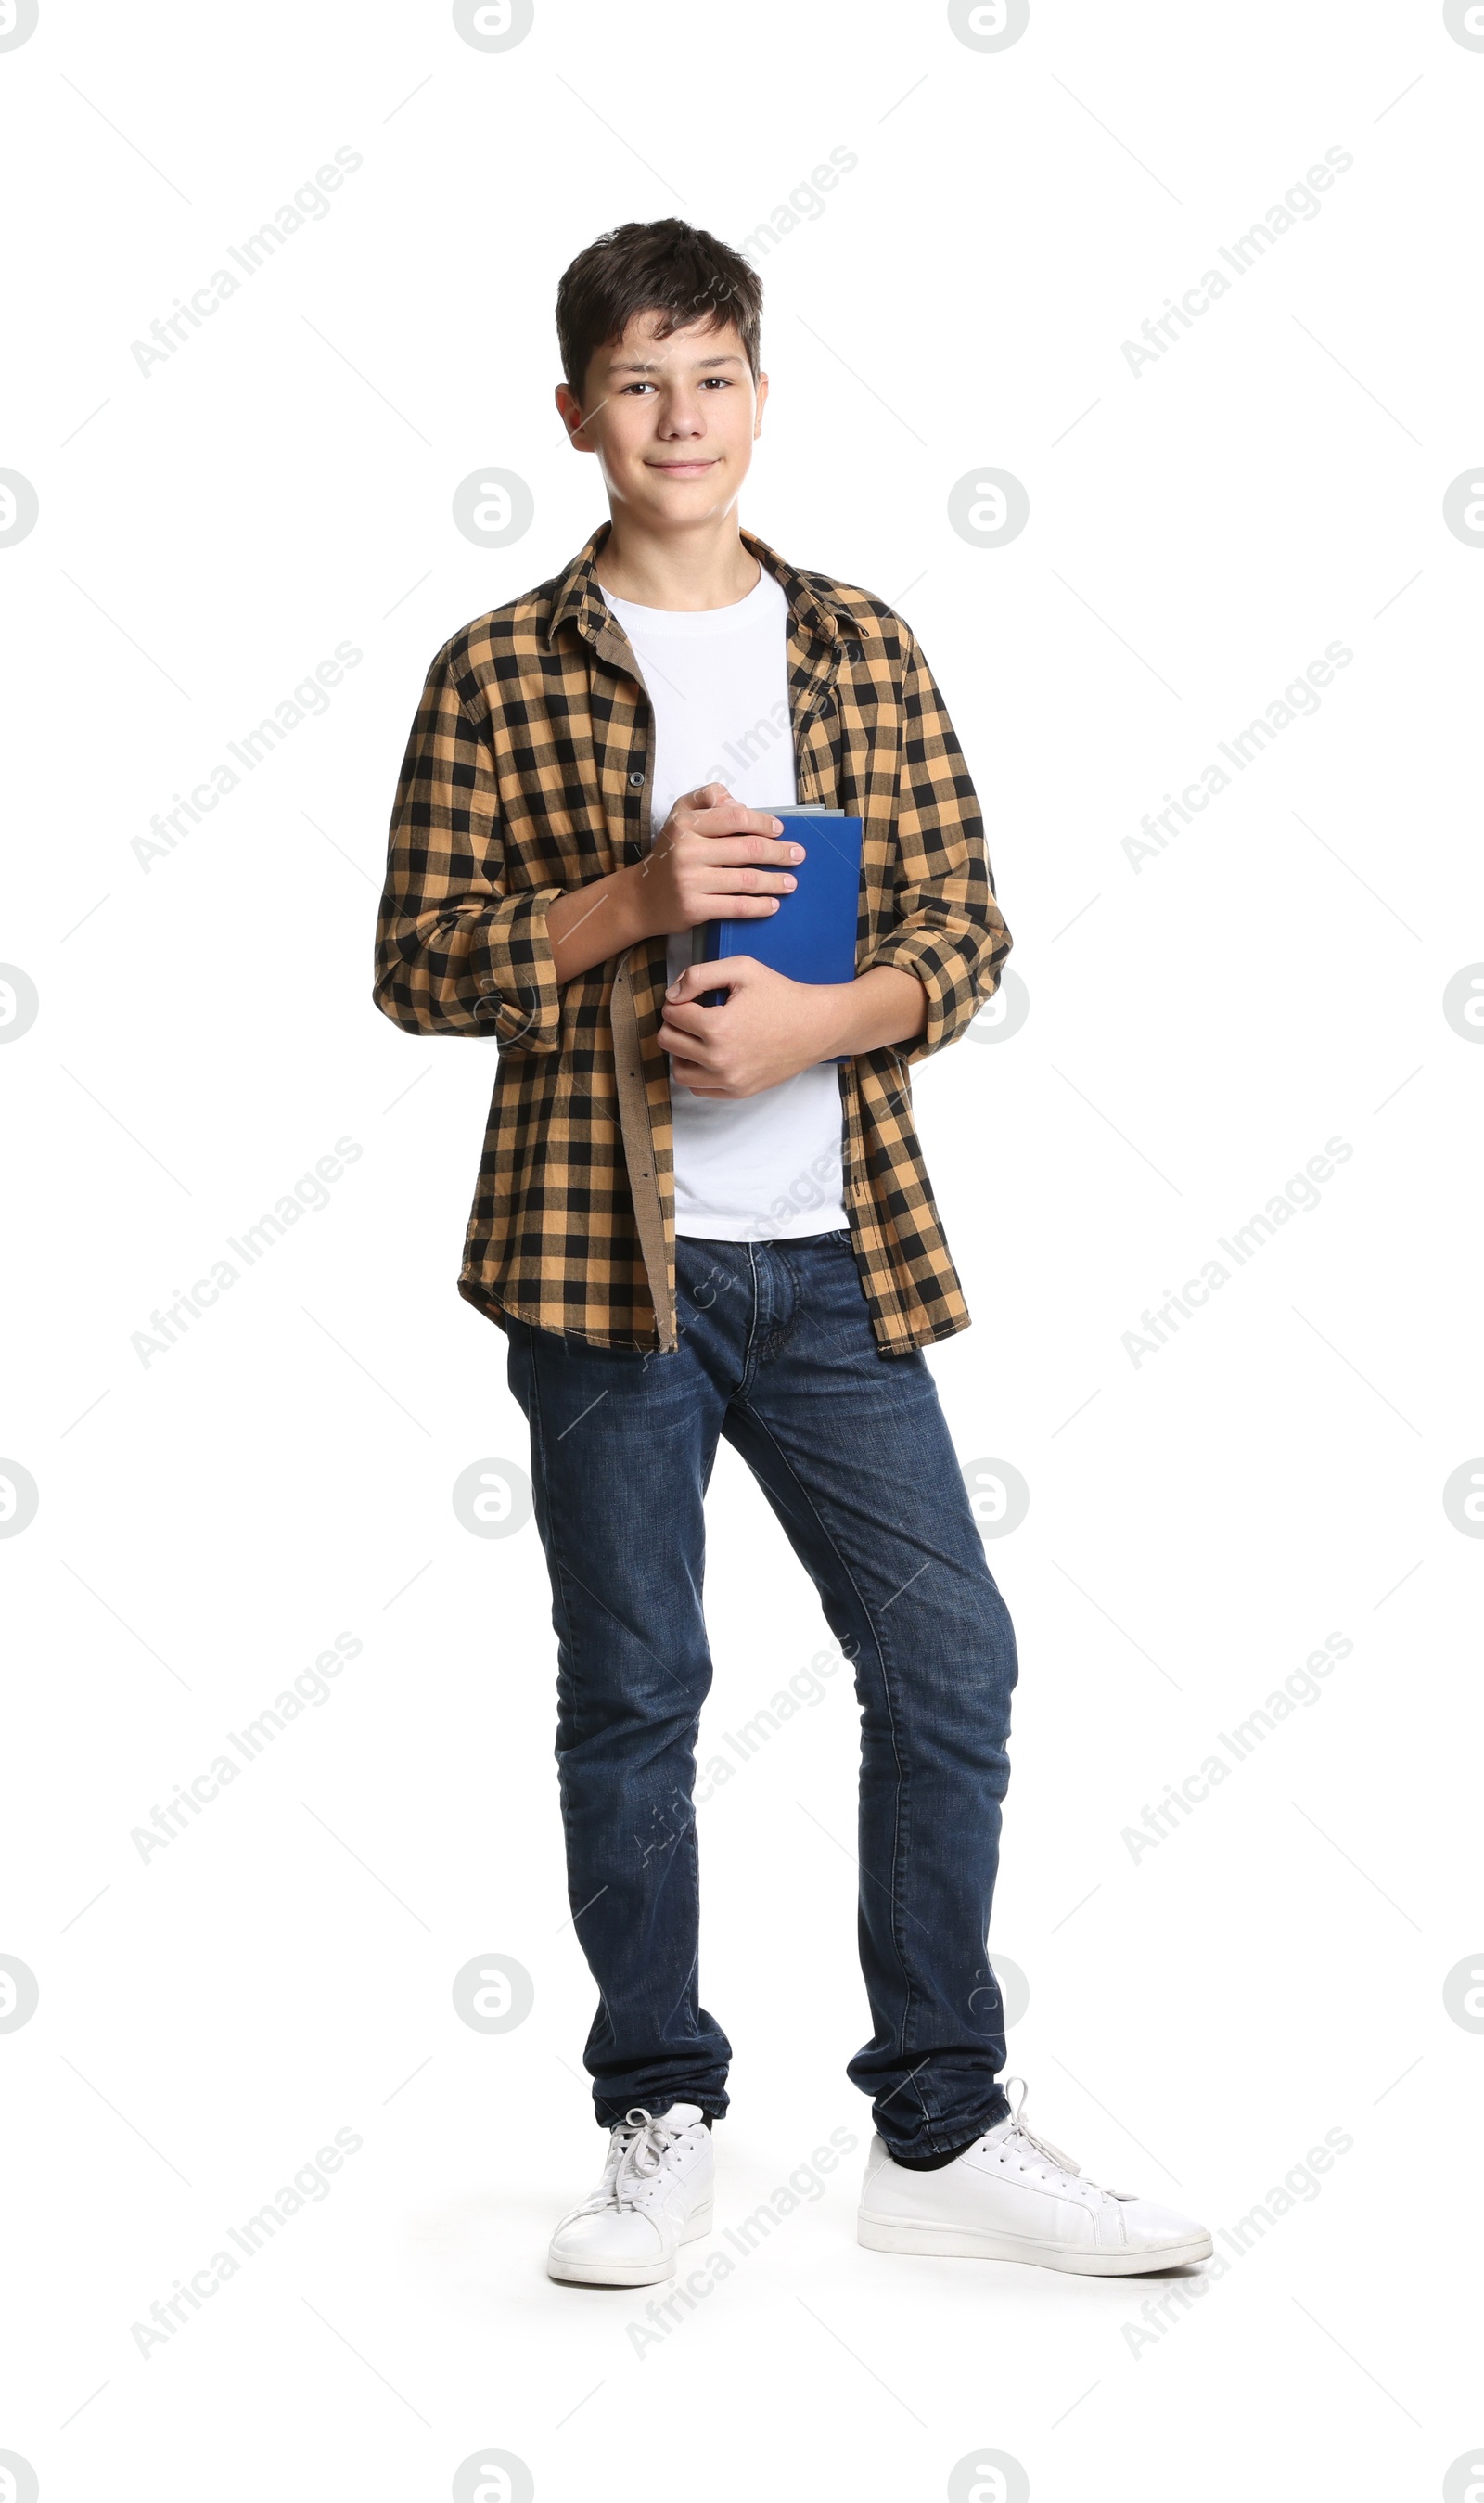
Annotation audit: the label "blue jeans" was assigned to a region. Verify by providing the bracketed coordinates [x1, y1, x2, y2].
[505, 1229, 1018, 2161]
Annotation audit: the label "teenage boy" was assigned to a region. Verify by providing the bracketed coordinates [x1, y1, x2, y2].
[374, 219, 1210, 2286]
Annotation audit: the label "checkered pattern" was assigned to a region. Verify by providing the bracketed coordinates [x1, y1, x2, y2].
[373, 525, 1011, 1353]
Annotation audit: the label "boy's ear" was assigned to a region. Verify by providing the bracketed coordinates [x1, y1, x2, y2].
[556, 383, 597, 452]
[753, 371, 769, 437]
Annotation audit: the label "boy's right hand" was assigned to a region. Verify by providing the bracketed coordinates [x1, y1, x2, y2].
[632, 783, 804, 936]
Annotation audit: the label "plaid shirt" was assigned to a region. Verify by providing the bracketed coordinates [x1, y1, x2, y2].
[373, 525, 1011, 1354]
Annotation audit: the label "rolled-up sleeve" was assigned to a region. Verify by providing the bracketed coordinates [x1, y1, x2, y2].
[858, 629, 1012, 1063]
[372, 642, 562, 1052]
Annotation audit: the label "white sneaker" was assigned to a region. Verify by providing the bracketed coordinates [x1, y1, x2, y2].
[547, 2104, 714, 2287]
[857, 2077, 1212, 2275]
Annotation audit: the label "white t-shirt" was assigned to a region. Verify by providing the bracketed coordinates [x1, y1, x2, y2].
[604, 567, 848, 1241]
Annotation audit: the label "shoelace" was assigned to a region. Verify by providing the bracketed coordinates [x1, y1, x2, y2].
[563, 2107, 687, 2223]
[999, 2075, 1084, 2177]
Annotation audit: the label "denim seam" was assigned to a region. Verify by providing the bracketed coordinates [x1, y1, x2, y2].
[521, 1333, 583, 1874]
[730, 1400, 938, 2142]
[680, 1808, 703, 2047]
[738, 1242, 763, 1399]
[524, 1330, 722, 2106]
[885, 2101, 1009, 2165]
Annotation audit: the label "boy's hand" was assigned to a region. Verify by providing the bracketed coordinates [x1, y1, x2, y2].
[658, 957, 839, 1097]
[633, 782, 803, 937]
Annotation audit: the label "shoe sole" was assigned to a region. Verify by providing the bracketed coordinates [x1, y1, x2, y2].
[856, 2212, 1213, 2274]
[547, 2199, 714, 2288]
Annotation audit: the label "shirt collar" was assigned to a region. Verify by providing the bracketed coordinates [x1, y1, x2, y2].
[545, 521, 840, 651]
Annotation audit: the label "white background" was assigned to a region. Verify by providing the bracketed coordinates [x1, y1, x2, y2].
[2, 1, 1481, 2497]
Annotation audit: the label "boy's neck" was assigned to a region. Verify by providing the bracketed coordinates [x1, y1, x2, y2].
[593, 513, 761, 613]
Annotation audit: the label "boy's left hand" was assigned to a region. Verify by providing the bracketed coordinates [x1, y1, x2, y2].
[658, 958, 839, 1097]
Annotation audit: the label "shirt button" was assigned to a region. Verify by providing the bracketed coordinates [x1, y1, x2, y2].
[628, 771, 644, 786]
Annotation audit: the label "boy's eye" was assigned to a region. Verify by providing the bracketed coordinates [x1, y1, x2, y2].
[620, 376, 734, 394]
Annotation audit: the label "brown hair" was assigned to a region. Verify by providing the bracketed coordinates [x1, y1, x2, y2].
[556, 219, 762, 404]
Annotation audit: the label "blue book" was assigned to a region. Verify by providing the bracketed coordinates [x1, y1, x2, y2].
[692, 808, 864, 1008]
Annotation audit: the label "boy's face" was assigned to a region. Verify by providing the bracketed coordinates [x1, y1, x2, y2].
[557, 310, 767, 529]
